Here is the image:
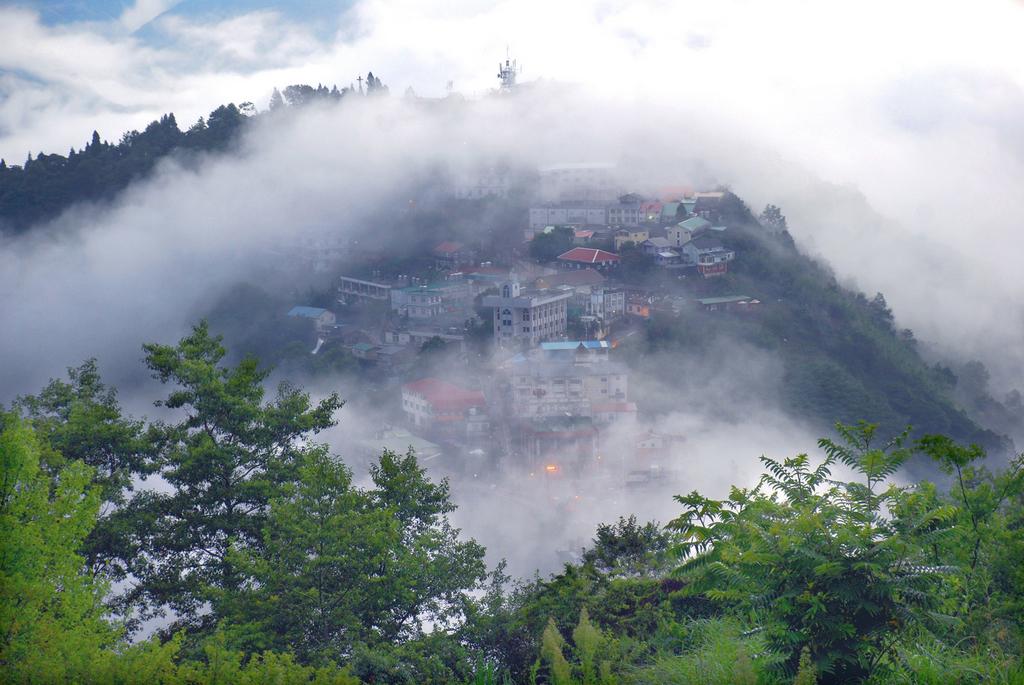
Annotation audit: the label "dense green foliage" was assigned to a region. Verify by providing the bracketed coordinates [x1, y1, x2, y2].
[0, 108, 246, 232]
[529, 226, 576, 263]
[2, 330, 1023, 684]
[0, 75, 384, 234]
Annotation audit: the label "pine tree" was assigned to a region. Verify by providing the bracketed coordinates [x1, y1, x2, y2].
[269, 88, 284, 110]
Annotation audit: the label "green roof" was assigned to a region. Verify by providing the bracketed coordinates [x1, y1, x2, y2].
[679, 216, 712, 230]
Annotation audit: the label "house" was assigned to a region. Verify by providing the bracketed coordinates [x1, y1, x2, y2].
[613, 228, 649, 250]
[639, 201, 663, 223]
[433, 241, 470, 270]
[592, 401, 638, 426]
[391, 286, 444, 318]
[350, 342, 379, 360]
[556, 247, 621, 271]
[660, 201, 682, 223]
[390, 277, 472, 319]
[529, 203, 608, 230]
[696, 295, 761, 312]
[696, 249, 735, 277]
[520, 417, 598, 467]
[667, 216, 712, 247]
[680, 234, 734, 266]
[692, 191, 726, 221]
[401, 378, 488, 439]
[626, 292, 653, 318]
[481, 279, 573, 347]
[508, 356, 629, 419]
[540, 340, 612, 362]
[573, 286, 625, 321]
[655, 250, 681, 267]
[538, 162, 619, 202]
[636, 430, 685, 464]
[383, 327, 466, 353]
[641, 237, 672, 256]
[606, 200, 642, 227]
[287, 306, 336, 331]
[338, 275, 392, 303]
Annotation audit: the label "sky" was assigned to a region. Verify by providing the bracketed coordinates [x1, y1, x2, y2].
[2, 0, 1023, 389]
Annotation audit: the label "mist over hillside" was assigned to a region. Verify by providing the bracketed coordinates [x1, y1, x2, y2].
[2, 82, 1022, 582]
[2, 3, 1023, 683]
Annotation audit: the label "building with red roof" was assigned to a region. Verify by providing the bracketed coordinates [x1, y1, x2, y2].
[432, 241, 473, 270]
[401, 378, 488, 439]
[556, 247, 621, 271]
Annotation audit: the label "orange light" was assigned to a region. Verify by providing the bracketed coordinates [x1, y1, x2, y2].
[545, 464, 559, 473]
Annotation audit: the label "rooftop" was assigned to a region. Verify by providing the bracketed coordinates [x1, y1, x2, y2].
[433, 241, 464, 254]
[288, 306, 329, 318]
[402, 378, 486, 411]
[679, 216, 712, 231]
[697, 296, 756, 305]
[687, 234, 725, 249]
[540, 340, 611, 351]
[557, 247, 621, 264]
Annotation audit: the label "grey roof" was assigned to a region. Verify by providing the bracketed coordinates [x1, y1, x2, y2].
[644, 237, 671, 248]
[687, 235, 724, 250]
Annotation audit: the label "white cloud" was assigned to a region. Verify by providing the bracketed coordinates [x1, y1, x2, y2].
[1, 0, 1024, 390]
[120, 0, 181, 32]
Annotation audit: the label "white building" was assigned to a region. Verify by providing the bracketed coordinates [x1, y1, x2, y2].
[529, 204, 608, 230]
[481, 280, 573, 348]
[338, 275, 392, 302]
[453, 168, 513, 199]
[401, 378, 488, 438]
[574, 286, 625, 321]
[508, 356, 630, 419]
[680, 234, 735, 266]
[538, 162, 620, 202]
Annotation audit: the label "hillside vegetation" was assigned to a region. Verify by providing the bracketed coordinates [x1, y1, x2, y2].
[1, 331, 1022, 683]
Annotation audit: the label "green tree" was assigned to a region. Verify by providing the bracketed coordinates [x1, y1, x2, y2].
[759, 204, 788, 233]
[365, 449, 488, 641]
[135, 321, 343, 624]
[13, 360, 150, 588]
[669, 422, 959, 683]
[218, 445, 398, 662]
[529, 227, 575, 263]
[0, 414, 116, 682]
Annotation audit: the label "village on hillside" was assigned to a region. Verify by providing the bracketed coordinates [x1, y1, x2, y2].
[268, 60, 789, 489]
[278, 154, 787, 489]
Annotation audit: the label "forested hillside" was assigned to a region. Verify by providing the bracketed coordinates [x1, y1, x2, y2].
[4, 91, 1021, 457]
[1, 327, 1022, 683]
[621, 197, 1020, 456]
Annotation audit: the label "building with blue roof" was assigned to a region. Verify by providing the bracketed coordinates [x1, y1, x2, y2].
[287, 306, 336, 330]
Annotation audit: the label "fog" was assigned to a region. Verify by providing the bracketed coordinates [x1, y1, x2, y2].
[2, 0, 1024, 574]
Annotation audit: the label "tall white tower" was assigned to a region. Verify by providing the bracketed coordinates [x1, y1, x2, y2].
[497, 54, 519, 91]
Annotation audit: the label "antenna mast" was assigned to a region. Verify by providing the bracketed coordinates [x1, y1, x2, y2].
[497, 49, 519, 91]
